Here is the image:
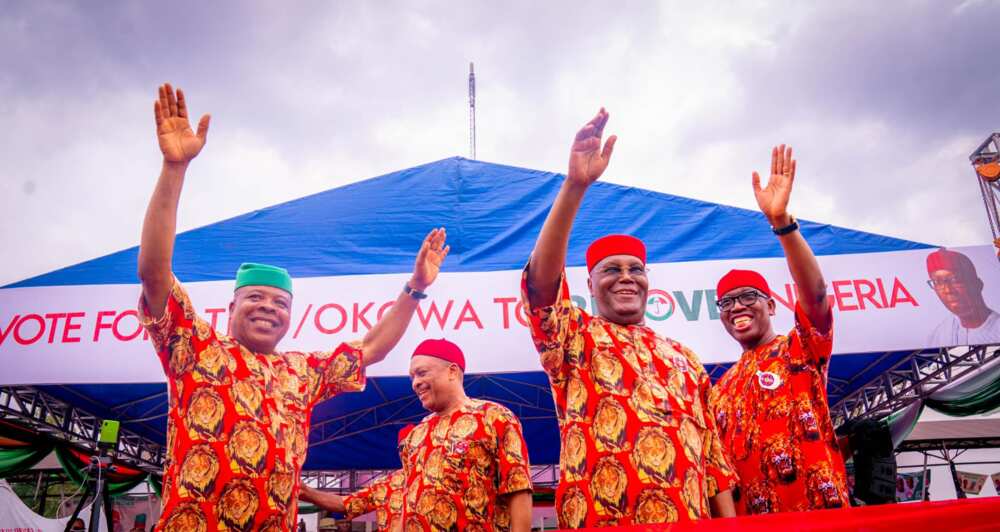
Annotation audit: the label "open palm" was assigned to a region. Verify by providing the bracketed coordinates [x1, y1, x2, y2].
[567, 108, 617, 186]
[154, 83, 210, 163]
[753, 144, 796, 223]
[411, 228, 450, 290]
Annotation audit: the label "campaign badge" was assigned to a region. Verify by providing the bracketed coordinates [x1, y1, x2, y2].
[756, 370, 782, 390]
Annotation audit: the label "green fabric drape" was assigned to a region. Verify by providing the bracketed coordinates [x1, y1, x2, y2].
[925, 365, 1000, 416]
[299, 503, 319, 515]
[885, 401, 925, 447]
[883, 359, 1000, 447]
[54, 446, 148, 497]
[0, 442, 54, 478]
[149, 475, 163, 498]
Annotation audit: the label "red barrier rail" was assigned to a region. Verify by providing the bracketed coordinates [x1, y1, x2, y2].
[579, 497, 1000, 531]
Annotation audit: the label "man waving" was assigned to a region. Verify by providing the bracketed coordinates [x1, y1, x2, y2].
[138, 84, 449, 531]
[708, 145, 849, 514]
[522, 109, 736, 528]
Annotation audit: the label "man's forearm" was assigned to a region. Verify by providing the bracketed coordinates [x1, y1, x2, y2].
[138, 161, 188, 318]
[527, 181, 588, 308]
[506, 490, 533, 532]
[772, 214, 830, 333]
[709, 489, 736, 518]
[360, 283, 421, 367]
[299, 484, 346, 513]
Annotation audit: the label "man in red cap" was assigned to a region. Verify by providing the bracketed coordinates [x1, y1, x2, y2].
[138, 84, 451, 531]
[396, 338, 533, 531]
[708, 145, 849, 514]
[522, 109, 737, 528]
[926, 248, 1000, 346]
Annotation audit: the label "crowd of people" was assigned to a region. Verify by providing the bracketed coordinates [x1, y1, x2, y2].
[137, 84, 955, 531]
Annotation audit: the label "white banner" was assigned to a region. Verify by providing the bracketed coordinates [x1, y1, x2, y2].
[1, 245, 998, 384]
[896, 470, 929, 502]
[957, 470, 988, 495]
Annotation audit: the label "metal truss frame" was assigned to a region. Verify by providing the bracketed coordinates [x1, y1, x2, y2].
[831, 344, 1000, 427]
[898, 437, 1000, 453]
[0, 385, 164, 472]
[969, 132, 1000, 248]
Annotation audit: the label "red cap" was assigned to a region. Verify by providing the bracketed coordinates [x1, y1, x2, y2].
[412, 338, 465, 371]
[926, 249, 976, 278]
[717, 269, 771, 298]
[586, 235, 647, 272]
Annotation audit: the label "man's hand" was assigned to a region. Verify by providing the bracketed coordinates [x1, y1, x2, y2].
[753, 144, 832, 333]
[154, 83, 210, 165]
[139, 84, 211, 318]
[358, 227, 449, 368]
[753, 144, 795, 227]
[409, 228, 450, 291]
[567, 108, 617, 188]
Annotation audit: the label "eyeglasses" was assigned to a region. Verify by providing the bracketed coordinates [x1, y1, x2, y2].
[596, 265, 648, 278]
[716, 290, 768, 311]
[927, 277, 961, 290]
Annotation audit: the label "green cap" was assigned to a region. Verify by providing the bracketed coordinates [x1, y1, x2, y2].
[235, 263, 293, 295]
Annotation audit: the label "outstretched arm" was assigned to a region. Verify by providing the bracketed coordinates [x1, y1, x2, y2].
[526, 108, 617, 308]
[360, 228, 449, 367]
[298, 483, 346, 513]
[138, 83, 211, 318]
[507, 491, 532, 532]
[753, 145, 830, 333]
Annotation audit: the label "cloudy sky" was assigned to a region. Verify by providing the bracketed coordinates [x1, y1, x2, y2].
[2, 0, 998, 286]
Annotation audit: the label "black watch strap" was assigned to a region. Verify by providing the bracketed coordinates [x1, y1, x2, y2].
[772, 216, 799, 236]
[404, 283, 428, 300]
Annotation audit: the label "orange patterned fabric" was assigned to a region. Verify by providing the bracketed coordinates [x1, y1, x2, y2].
[522, 270, 736, 528]
[708, 303, 849, 514]
[343, 470, 406, 530]
[397, 399, 532, 531]
[139, 279, 366, 532]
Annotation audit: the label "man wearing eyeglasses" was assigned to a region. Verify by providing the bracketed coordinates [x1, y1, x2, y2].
[926, 248, 1000, 346]
[522, 109, 737, 528]
[708, 145, 849, 514]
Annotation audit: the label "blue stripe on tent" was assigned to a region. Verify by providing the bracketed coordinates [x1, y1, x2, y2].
[7, 157, 929, 288]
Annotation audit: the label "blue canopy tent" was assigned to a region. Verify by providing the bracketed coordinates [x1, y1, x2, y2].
[6, 157, 931, 471]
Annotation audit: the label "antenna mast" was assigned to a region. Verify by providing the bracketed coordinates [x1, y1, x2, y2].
[469, 62, 476, 160]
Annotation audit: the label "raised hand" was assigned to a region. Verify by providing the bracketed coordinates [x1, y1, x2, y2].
[753, 144, 796, 226]
[567, 108, 617, 187]
[410, 228, 450, 291]
[154, 83, 210, 164]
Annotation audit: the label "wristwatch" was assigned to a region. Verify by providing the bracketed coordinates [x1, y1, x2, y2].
[772, 216, 799, 236]
[404, 283, 428, 300]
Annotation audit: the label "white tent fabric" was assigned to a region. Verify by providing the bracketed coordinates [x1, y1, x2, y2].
[0, 478, 103, 532]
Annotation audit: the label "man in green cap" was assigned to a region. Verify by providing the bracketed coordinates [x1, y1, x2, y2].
[137, 83, 450, 532]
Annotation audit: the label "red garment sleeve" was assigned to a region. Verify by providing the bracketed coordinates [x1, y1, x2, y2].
[520, 265, 586, 381]
[788, 302, 834, 372]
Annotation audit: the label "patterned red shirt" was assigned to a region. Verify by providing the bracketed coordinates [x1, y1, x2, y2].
[397, 399, 532, 531]
[139, 279, 366, 532]
[522, 270, 737, 528]
[343, 470, 406, 530]
[708, 303, 849, 514]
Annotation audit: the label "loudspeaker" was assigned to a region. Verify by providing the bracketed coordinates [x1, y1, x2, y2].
[843, 418, 897, 505]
